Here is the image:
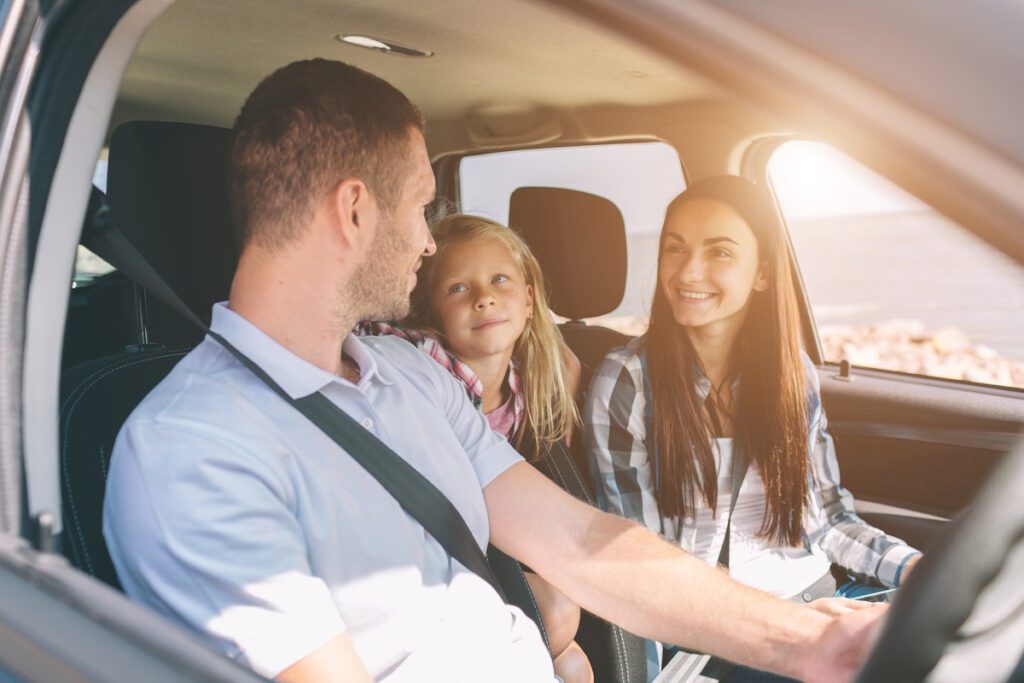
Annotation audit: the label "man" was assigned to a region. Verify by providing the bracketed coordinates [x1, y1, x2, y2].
[103, 59, 882, 683]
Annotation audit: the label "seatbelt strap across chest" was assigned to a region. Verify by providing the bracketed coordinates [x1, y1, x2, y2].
[82, 217, 507, 601]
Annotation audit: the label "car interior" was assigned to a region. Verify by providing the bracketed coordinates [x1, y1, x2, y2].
[8, 0, 1024, 681]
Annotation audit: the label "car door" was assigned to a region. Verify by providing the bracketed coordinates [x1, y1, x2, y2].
[751, 138, 1024, 550]
[0, 1, 266, 680]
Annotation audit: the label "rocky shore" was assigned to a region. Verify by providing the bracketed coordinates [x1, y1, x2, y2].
[586, 315, 1024, 389]
[820, 319, 1024, 388]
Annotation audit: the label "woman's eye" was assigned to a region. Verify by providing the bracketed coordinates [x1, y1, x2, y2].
[492, 274, 509, 284]
[448, 283, 467, 294]
[712, 248, 733, 258]
[664, 244, 684, 256]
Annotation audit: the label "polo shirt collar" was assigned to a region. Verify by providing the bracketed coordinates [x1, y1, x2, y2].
[209, 302, 389, 399]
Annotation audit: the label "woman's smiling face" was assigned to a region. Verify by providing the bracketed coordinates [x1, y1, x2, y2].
[658, 198, 767, 337]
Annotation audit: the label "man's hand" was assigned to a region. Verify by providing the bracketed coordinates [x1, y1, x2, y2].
[808, 597, 880, 617]
[800, 605, 887, 683]
[485, 462, 883, 680]
[899, 554, 922, 584]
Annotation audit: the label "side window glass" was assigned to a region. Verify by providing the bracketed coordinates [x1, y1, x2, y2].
[74, 157, 115, 286]
[768, 140, 1024, 389]
[458, 142, 685, 332]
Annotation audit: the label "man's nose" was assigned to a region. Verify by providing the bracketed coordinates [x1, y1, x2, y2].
[422, 228, 437, 256]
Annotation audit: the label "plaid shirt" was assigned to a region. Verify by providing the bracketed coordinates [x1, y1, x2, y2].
[584, 335, 920, 588]
[355, 321, 525, 438]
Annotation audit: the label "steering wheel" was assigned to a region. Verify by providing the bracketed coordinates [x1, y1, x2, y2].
[854, 441, 1024, 682]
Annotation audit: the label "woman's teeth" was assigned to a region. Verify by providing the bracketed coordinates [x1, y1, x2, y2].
[677, 290, 714, 300]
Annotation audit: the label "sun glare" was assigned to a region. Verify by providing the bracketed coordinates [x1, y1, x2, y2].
[767, 141, 927, 220]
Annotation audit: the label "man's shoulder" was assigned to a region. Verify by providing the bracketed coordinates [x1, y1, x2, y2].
[120, 339, 283, 449]
[359, 333, 450, 381]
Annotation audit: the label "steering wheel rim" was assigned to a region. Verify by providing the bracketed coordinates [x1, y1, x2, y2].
[854, 441, 1024, 682]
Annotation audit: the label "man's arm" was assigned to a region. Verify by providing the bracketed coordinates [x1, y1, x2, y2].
[276, 634, 372, 683]
[485, 461, 882, 683]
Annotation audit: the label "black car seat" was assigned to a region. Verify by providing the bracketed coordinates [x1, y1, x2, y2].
[509, 186, 631, 387]
[509, 187, 648, 683]
[508, 186, 632, 484]
[60, 121, 236, 586]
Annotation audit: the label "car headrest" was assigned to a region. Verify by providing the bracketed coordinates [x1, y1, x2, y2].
[508, 187, 626, 320]
[107, 121, 237, 324]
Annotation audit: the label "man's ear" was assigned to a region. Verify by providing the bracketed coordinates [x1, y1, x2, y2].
[331, 178, 376, 248]
[753, 260, 770, 292]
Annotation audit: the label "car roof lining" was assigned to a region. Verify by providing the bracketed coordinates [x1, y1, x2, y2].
[111, 0, 726, 154]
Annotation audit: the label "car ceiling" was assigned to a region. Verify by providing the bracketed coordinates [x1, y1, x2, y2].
[113, 0, 725, 154]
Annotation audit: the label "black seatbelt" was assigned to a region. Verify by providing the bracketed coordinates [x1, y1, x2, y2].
[82, 213, 507, 601]
[715, 443, 749, 570]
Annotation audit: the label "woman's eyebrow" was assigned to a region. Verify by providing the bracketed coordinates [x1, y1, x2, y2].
[704, 236, 740, 246]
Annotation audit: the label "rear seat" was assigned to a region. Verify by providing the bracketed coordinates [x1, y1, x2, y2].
[508, 186, 633, 488]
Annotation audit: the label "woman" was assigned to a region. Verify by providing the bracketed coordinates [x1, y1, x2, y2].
[585, 175, 920, 606]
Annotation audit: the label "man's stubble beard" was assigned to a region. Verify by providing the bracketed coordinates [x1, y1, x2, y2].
[345, 212, 414, 323]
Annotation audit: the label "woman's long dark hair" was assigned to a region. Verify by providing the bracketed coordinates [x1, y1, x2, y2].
[646, 176, 809, 545]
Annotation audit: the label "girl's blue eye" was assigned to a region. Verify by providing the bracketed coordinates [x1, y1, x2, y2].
[492, 274, 509, 284]
[448, 283, 467, 295]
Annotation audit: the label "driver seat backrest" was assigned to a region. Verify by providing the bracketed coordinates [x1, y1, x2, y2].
[60, 121, 236, 587]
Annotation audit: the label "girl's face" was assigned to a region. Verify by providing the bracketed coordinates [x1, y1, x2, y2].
[429, 237, 534, 362]
[658, 198, 768, 338]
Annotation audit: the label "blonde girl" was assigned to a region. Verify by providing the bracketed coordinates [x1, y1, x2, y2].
[360, 213, 591, 683]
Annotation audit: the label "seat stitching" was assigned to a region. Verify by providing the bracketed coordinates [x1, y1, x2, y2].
[61, 351, 187, 575]
[547, 447, 570, 490]
[614, 625, 629, 682]
[561, 445, 591, 502]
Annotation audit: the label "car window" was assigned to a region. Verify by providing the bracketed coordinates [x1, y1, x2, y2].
[74, 158, 114, 286]
[458, 142, 685, 332]
[768, 140, 1024, 389]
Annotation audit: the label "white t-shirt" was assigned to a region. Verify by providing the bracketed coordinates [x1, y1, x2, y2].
[685, 439, 831, 599]
[103, 302, 554, 681]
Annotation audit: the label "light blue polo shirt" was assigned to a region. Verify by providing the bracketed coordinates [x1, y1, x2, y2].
[103, 302, 553, 681]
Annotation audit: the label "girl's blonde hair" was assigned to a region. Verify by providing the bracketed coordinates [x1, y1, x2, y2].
[407, 213, 580, 460]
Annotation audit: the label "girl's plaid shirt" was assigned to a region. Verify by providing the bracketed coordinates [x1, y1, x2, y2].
[355, 320, 524, 436]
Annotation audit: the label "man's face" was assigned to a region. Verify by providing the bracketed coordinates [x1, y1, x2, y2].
[352, 128, 437, 321]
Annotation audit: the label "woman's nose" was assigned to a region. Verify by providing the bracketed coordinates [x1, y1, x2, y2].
[675, 254, 704, 283]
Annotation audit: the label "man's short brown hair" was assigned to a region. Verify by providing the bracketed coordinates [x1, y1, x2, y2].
[229, 59, 424, 249]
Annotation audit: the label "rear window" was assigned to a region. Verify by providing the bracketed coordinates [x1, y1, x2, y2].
[458, 142, 685, 331]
